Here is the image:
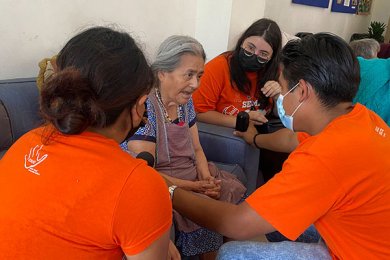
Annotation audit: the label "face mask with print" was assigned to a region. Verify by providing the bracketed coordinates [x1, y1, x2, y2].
[276, 82, 304, 132]
[238, 48, 266, 72]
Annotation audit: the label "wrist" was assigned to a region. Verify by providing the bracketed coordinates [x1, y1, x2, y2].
[168, 185, 178, 200]
[253, 133, 261, 149]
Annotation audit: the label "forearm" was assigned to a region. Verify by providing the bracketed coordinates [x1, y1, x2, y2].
[159, 173, 194, 190]
[196, 111, 236, 128]
[194, 148, 210, 179]
[172, 188, 275, 239]
[172, 188, 240, 238]
[254, 128, 298, 153]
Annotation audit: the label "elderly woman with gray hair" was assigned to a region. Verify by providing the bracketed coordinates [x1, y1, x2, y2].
[349, 38, 380, 59]
[122, 35, 246, 259]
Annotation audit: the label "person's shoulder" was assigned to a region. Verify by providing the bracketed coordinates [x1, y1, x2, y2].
[206, 53, 231, 69]
[309, 104, 388, 148]
[9, 127, 46, 148]
[358, 56, 390, 67]
[124, 160, 169, 199]
[356, 104, 390, 128]
[353, 103, 385, 120]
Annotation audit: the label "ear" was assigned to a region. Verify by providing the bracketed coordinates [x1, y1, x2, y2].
[157, 71, 166, 83]
[297, 79, 311, 103]
[131, 94, 148, 120]
[137, 94, 148, 107]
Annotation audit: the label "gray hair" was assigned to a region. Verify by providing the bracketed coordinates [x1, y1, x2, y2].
[349, 38, 380, 59]
[152, 35, 206, 74]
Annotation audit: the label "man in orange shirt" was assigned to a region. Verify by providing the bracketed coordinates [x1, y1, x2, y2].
[168, 33, 390, 259]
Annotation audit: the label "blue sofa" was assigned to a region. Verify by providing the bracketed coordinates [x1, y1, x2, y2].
[0, 78, 42, 159]
[0, 78, 260, 194]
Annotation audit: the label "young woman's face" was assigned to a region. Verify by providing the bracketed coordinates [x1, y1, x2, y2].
[158, 54, 204, 105]
[241, 36, 273, 62]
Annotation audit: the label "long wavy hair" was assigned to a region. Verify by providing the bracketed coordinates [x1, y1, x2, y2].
[228, 18, 282, 110]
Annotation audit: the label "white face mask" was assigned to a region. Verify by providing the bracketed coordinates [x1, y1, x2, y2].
[276, 83, 304, 131]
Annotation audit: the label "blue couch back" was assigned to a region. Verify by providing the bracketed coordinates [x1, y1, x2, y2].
[0, 78, 42, 158]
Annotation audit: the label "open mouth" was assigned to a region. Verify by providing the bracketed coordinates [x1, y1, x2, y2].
[181, 90, 193, 97]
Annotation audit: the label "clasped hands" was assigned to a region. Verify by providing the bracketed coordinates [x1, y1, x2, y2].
[192, 176, 221, 200]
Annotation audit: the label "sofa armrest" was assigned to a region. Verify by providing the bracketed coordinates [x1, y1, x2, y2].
[197, 122, 260, 194]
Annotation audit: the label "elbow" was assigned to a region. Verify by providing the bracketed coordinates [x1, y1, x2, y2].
[221, 224, 257, 241]
[218, 211, 260, 240]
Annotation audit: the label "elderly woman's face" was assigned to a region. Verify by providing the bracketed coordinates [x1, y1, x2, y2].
[158, 54, 204, 105]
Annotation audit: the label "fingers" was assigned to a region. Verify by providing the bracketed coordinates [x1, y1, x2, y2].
[262, 80, 282, 98]
[203, 175, 215, 182]
[248, 111, 268, 124]
[233, 123, 258, 145]
[213, 179, 222, 185]
[204, 190, 221, 200]
[233, 130, 244, 137]
[207, 182, 221, 191]
[197, 180, 217, 191]
[250, 120, 266, 126]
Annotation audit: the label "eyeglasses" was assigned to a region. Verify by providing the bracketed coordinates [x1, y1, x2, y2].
[241, 47, 270, 64]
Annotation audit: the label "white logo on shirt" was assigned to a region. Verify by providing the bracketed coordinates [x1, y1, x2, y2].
[375, 126, 386, 137]
[242, 100, 259, 109]
[24, 145, 48, 175]
[222, 105, 239, 116]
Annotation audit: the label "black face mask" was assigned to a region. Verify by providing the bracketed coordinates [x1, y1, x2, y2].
[123, 125, 140, 143]
[238, 48, 267, 72]
[123, 103, 148, 143]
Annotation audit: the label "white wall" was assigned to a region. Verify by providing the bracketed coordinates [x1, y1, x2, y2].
[0, 0, 387, 80]
[0, 0, 198, 79]
[195, 0, 233, 61]
[227, 0, 266, 50]
[264, 0, 372, 41]
[370, 0, 390, 26]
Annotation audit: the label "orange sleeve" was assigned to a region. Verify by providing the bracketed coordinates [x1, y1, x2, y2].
[193, 55, 229, 113]
[112, 163, 172, 256]
[246, 150, 341, 240]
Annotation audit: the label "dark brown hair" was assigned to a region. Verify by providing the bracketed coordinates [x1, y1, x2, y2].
[229, 18, 281, 110]
[40, 27, 153, 135]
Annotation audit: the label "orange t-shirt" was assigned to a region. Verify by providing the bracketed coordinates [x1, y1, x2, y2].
[246, 104, 390, 259]
[193, 54, 273, 116]
[0, 127, 172, 259]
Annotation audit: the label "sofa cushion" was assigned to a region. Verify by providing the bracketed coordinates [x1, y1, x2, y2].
[197, 122, 260, 194]
[214, 162, 247, 186]
[0, 100, 12, 154]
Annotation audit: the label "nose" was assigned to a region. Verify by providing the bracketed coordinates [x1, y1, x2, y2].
[190, 75, 200, 90]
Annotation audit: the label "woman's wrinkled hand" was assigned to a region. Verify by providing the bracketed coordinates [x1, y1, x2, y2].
[203, 184, 221, 200]
[192, 178, 221, 199]
[191, 180, 216, 193]
[202, 176, 221, 199]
